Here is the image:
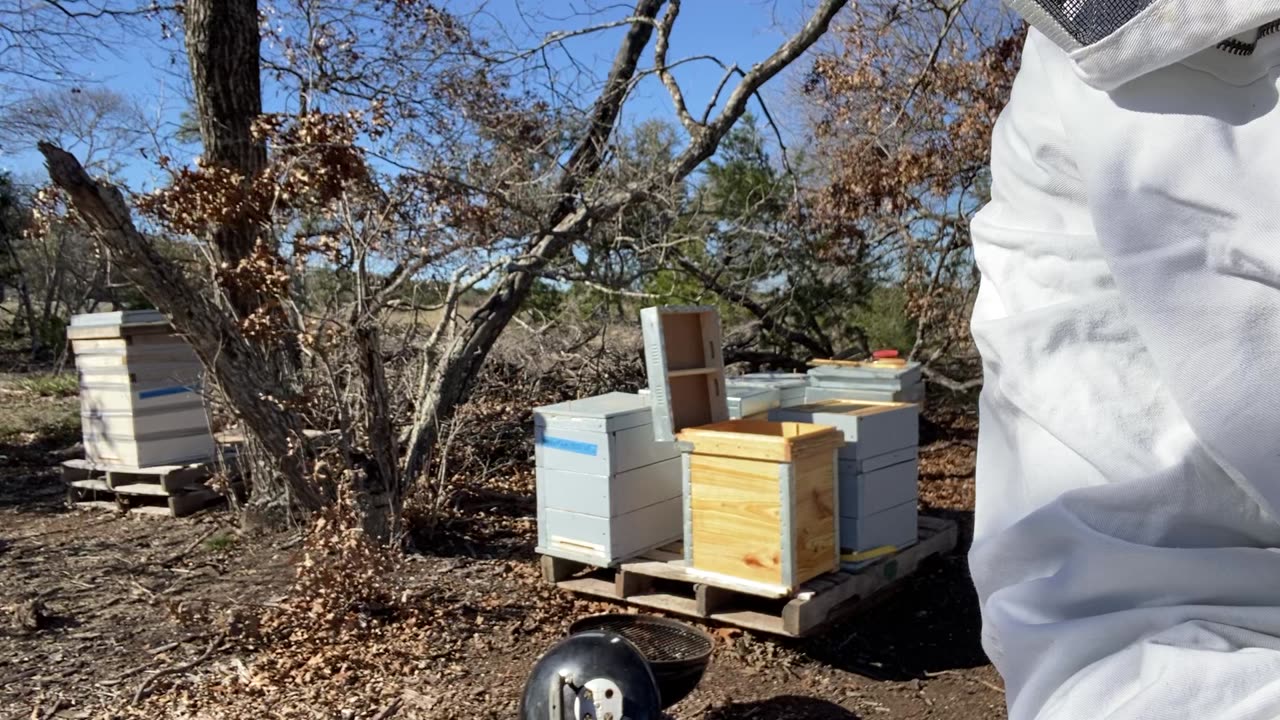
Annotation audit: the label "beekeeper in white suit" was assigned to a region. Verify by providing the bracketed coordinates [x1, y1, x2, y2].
[970, 2, 1280, 718]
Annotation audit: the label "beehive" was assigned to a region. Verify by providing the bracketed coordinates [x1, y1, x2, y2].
[639, 384, 780, 420]
[769, 400, 920, 553]
[805, 361, 926, 405]
[533, 392, 682, 566]
[677, 420, 844, 588]
[70, 311, 215, 467]
[642, 306, 843, 590]
[730, 372, 809, 407]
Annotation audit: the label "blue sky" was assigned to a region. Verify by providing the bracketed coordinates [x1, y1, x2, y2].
[3, 0, 834, 189]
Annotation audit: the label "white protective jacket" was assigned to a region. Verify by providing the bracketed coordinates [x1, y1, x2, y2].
[970, 2, 1280, 718]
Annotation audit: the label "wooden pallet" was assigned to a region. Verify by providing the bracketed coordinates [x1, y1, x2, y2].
[541, 515, 957, 638]
[62, 455, 237, 518]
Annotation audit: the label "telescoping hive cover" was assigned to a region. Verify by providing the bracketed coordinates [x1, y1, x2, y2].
[639, 306, 730, 442]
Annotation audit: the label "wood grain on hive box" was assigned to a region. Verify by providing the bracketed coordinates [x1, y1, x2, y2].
[678, 420, 844, 588]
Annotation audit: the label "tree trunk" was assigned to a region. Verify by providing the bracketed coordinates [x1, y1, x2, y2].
[183, 0, 268, 317]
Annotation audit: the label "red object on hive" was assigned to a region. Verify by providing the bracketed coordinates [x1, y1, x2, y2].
[872, 349, 900, 359]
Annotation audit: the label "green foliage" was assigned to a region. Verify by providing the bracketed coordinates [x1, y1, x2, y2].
[16, 372, 78, 397]
[851, 286, 917, 355]
[204, 532, 238, 552]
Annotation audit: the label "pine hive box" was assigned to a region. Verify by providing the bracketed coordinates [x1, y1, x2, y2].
[677, 420, 845, 588]
[768, 400, 920, 553]
[70, 311, 215, 467]
[641, 306, 844, 591]
[533, 392, 682, 566]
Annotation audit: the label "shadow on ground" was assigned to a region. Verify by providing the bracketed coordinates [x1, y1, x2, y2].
[793, 510, 986, 681]
[698, 695, 862, 719]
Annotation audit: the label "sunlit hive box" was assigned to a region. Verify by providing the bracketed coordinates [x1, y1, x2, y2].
[533, 392, 682, 566]
[729, 372, 809, 407]
[676, 420, 845, 589]
[769, 400, 919, 552]
[805, 361, 926, 405]
[69, 311, 215, 467]
[639, 383, 780, 420]
[641, 306, 844, 591]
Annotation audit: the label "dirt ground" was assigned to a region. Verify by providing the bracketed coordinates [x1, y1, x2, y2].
[0, 383, 1005, 720]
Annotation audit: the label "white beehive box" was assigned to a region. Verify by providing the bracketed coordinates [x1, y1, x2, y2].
[768, 400, 918, 459]
[70, 311, 216, 467]
[805, 385, 925, 404]
[724, 383, 781, 419]
[534, 392, 683, 566]
[639, 384, 780, 420]
[806, 362, 926, 405]
[840, 500, 917, 552]
[731, 372, 809, 407]
[768, 400, 919, 554]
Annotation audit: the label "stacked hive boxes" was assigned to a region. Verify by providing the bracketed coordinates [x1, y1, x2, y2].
[70, 311, 215, 467]
[533, 392, 683, 566]
[804, 362, 926, 405]
[768, 400, 919, 554]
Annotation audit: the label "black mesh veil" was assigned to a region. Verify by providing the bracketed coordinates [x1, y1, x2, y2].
[1007, 0, 1156, 47]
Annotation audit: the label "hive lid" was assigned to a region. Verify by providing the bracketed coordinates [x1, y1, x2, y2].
[533, 391, 651, 420]
[640, 305, 729, 442]
[71, 310, 166, 327]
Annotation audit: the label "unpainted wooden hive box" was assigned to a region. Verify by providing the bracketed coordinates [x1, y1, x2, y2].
[676, 420, 845, 588]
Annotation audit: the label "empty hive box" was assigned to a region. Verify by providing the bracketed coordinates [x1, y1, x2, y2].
[642, 306, 844, 591]
[769, 400, 920, 553]
[533, 392, 682, 566]
[70, 311, 215, 467]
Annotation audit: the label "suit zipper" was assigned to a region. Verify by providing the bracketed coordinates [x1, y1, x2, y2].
[1218, 19, 1280, 55]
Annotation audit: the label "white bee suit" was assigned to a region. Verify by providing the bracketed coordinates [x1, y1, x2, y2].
[970, 3, 1280, 718]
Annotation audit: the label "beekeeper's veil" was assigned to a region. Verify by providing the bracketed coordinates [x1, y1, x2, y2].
[1004, 0, 1280, 89]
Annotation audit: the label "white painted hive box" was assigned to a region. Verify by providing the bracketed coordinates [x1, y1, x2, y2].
[533, 392, 682, 566]
[768, 400, 918, 459]
[70, 311, 215, 467]
[768, 400, 920, 555]
[731, 372, 808, 406]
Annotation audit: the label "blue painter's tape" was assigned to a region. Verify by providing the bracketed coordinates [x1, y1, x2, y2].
[138, 385, 193, 399]
[539, 435, 598, 456]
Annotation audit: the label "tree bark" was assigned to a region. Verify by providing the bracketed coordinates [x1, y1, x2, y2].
[183, 0, 268, 317]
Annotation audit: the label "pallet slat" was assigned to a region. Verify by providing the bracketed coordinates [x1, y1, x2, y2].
[542, 515, 957, 637]
[60, 458, 233, 518]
